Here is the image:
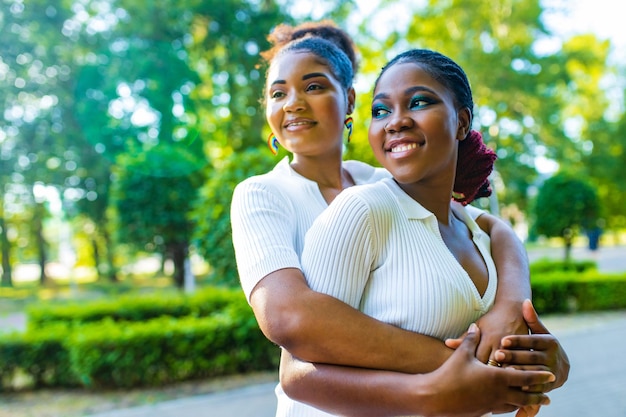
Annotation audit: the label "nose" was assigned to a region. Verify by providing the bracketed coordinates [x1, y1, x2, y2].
[384, 114, 414, 133]
[282, 92, 306, 113]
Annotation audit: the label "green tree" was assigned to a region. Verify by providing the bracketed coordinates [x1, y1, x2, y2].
[112, 145, 205, 288]
[349, 0, 615, 219]
[191, 147, 275, 286]
[532, 172, 601, 261]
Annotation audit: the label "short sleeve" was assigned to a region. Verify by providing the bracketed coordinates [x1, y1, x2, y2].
[231, 180, 300, 301]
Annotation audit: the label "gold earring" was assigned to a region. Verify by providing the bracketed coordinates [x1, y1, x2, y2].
[267, 132, 279, 155]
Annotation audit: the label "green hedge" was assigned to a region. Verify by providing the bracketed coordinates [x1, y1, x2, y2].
[531, 270, 626, 314]
[0, 288, 279, 391]
[26, 286, 238, 329]
[3, 266, 625, 391]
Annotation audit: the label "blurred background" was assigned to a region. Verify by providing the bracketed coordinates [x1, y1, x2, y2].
[0, 0, 625, 414]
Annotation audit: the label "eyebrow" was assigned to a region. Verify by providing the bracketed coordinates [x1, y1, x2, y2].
[373, 85, 437, 101]
[270, 72, 329, 87]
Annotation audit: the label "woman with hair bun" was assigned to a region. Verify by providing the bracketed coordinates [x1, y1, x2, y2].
[231, 22, 569, 417]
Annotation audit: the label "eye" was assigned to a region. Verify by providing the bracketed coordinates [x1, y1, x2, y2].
[270, 90, 286, 99]
[371, 104, 390, 119]
[306, 83, 325, 92]
[409, 96, 434, 109]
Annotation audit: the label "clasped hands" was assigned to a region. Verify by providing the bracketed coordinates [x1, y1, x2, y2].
[445, 299, 570, 417]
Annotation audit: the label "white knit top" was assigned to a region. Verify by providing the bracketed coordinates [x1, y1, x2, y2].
[231, 156, 390, 301]
[302, 178, 497, 341]
[231, 158, 491, 417]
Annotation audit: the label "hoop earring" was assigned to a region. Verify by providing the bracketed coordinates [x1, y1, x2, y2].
[267, 132, 279, 155]
[344, 117, 353, 143]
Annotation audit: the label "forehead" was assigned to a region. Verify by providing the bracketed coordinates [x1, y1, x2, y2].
[375, 62, 448, 97]
[267, 51, 333, 82]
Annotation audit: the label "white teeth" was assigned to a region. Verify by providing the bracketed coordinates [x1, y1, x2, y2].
[390, 143, 417, 153]
[287, 121, 310, 127]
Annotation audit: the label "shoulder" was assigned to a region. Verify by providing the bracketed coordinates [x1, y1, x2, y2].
[327, 180, 395, 219]
[343, 160, 390, 184]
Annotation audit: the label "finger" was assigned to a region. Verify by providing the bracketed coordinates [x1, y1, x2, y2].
[476, 341, 493, 364]
[522, 299, 549, 335]
[522, 383, 551, 393]
[505, 389, 551, 408]
[500, 333, 555, 351]
[516, 404, 542, 417]
[444, 337, 463, 349]
[495, 348, 548, 366]
[504, 368, 555, 388]
[457, 323, 480, 356]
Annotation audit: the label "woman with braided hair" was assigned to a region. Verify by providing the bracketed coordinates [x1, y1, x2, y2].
[277, 48, 570, 416]
[231, 22, 568, 417]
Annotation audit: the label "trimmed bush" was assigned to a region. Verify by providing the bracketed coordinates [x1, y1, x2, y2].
[26, 286, 238, 329]
[0, 288, 278, 391]
[0, 323, 79, 390]
[531, 271, 626, 314]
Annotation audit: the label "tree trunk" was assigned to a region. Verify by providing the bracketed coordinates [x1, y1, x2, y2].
[563, 235, 573, 263]
[102, 228, 118, 282]
[91, 237, 101, 280]
[169, 242, 188, 289]
[0, 201, 13, 287]
[34, 203, 48, 285]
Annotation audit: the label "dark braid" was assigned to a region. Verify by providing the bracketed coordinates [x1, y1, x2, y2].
[374, 49, 495, 205]
[454, 130, 497, 205]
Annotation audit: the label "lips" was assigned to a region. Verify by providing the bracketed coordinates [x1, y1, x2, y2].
[391, 143, 418, 153]
[385, 138, 423, 153]
[284, 118, 316, 129]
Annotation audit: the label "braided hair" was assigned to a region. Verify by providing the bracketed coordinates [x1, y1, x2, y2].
[374, 49, 496, 205]
[261, 20, 359, 77]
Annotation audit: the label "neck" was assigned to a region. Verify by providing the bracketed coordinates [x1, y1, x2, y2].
[395, 180, 454, 225]
[291, 152, 354, 204]
[291, 151, 346, 188]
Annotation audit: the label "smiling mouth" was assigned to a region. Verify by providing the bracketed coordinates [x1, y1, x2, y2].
[285, 121, 316, 128]
[390, 143, 418, 153]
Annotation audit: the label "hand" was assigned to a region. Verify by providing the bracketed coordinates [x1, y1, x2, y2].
[445, 302, 529, 364]
[516, 404, 541, 417]
[429, 323, 554, 417]
[495, 299, 570, 392]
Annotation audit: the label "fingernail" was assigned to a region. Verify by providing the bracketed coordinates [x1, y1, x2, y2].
[494, 351, 505, 361]
[501, 338, 512, 347]
[468, 323, 478, 334]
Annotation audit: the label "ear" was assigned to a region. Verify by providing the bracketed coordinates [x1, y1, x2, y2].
[346, 86, 356, 115]
[456, 107, 472, 141]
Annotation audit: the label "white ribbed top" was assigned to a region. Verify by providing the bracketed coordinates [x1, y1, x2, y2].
[231, 157, 390, 301]
[231, 159, 493, 417]
[302, 178, 497, 341]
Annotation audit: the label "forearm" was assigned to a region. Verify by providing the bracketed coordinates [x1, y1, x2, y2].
[280, 328, 555, 417]
[251, 269, 451, 373]
[476, 213, 531, 304]
[280, 350, 435, 417]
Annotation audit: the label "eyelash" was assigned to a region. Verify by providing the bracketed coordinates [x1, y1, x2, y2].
[371, 96, 434, 118]
[269, 83, 324, 100]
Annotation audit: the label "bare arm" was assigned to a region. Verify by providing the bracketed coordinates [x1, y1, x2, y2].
[281, 325, 554, 417]
[250, 268, 451, 373]
[473, 211, 531, 362]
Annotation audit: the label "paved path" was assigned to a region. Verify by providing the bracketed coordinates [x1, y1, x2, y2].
[84, 310, 626, 417]
[3, 245, 625, 416]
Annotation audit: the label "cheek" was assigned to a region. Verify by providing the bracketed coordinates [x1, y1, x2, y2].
[368, 121, 384, 148]
[266, 105, 281, 130]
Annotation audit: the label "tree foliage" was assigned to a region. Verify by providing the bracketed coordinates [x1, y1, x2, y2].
[191, 147, 276, 286]
[112, 144, 205, 287]
[1, 0, 624, 289]
[532, 172, 601, 260]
